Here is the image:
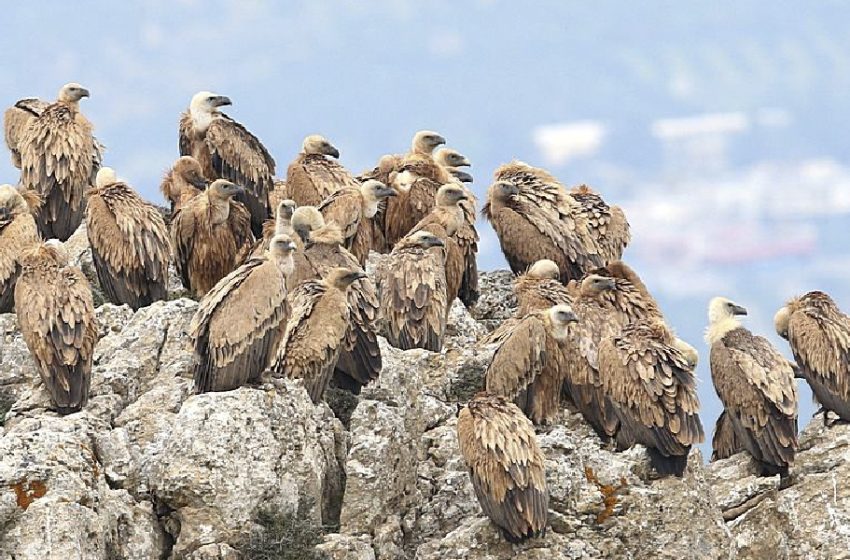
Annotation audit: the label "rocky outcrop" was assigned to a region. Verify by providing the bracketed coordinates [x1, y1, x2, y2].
[2, 269, 849, 559]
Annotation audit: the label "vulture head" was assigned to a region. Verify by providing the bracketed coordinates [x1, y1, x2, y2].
[276, 199, 297, 222]
[360, 180, 397, 201]
[302, 135, 340, 158]
[435, 184, 469, 207]
[0, 184, 27, 218]
[174, 156, 208, 189]
[58, 83, 90, 103]
[326, 267, 369, 291]
[408, 230, 445, 249]
[291, 206, 325, 243]
[774, 305, 791, 340]
[580, 274, 616, 296]
[527, 259, 560, 280]
[42, 239, 71, 266]
[448, 168, 474, 184]
[190, 91, 232, 115]
[208, 179, 244, 200]
[435, 148, 471, 168]
[95, 167, 118, 188]
[488, 180, 520, 203]
[411, 130, 446, 155]
[706, 297, 748, 344]
[547, 304, 578, 340]
[269, 233, 298, 277]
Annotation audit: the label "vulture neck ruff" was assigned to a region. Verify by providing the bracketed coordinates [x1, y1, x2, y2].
[190, 103, 216, 133]
[705, 316, 741, 345]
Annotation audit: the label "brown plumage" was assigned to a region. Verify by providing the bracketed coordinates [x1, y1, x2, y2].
[384, 154, 453, 248]
[482, 162, 604, 283]
[318, 180, 397, 265]
[4, 97, 48, 168]
[86, 168, 171, 310]
[288, 207, 382, 393]
[285, 135, 358, 208]
[179, 91, 274, 236]
[515, 259, 572, 316]
[377, 230, 448, 352]
[270, 268, 366, 403]
[484, 305, 578, 424]
[170, 179, 255, 297]
[599, 320, 704, 476]
[0, 185, 41, 312]
[356, 154, 401, 254]
[250, 199, 297, 259]
[191, 234, 297, 393]
[581, 260, 663, 323]
[711, 410, 743, 461]
[14, 241, 98, 413]
[457, 392, 549, 543]
[160, 156, 208, 214]
[707, 297, 798, 477]
[775, 291, 850, 423]
[18, 83, 102, 241]
[569, 184, 630, 263]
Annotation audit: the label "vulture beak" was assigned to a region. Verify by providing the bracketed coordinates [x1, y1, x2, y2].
[380, 186, 398, 198]
[457, 156, 471, 167]
[79, 88, 91, 98]
[732, 304, 748, 316]
[457, 191, 470, 201]
[352, 271, 369, 281]
[434, 135, 447, 146]
[286, 241, 298, 251]
[325, 145, 340, 159]
[429, 238, 445, 248]
[563, 310, 579, 323]
[190, 176, 208, 189]
[0, 207, 8, 220]
[213, 95, 232, 107]
[452, 170, 474, 183]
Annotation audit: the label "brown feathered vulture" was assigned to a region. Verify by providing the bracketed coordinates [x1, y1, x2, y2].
[384, 154, 453, 248]
[288, 207, 382, 394]
[285, 135, 359, 208]
[775, 291, 850, 424]
[86, 168, 171, 310]
[0, 185, 40, 312]
[514, 259, 572, 316]
[14, 241, 98, 413]
[15, 83, 102, 241]
[270, 267, 366, 403]
[569, 184, 630, 264]
[435, 147, 473, 184]
[482, 161, 605, 283]
[249, 199, 297, 259]
[170, 179, 254, 297]
[599, 319, 704, 476]
[457, 392, 549, 543]
[317, 179, 397, 265]
[484, 305, 578, 424]
[376, 229, 448, 352]
[190, 234, 297, 393]
[179, 91, 274, 236]
[707, 297, 798, 477]
[160, 156, 208, 214]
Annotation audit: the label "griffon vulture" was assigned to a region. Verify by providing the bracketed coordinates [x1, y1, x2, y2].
[179, 91, 274, 236]
[482, 161, 604, 283]
[270, 267, 367, 403]
[707, 297, 798, 477]
[0, 185, 40, 312]
[86, 168, 170, 310]
[376, 230, 448, 352]
[384, 154, 453, 248]
[570, 184, 630, 264]
[170, 179, 254, 297]
[484, 305, 578, 424]
[288, 207, 382, 393]
[14, 241, 98, 413]
[191, 234, 297, 393]
[317, 179, 397, 265]
[457, 392, 549, 543]
[4, 97, 48, 168]
[581, 261, 662, 323]
[285, 135, 359, 208]
[435, 147, 473, 184]
[515, 259, 572, 316]
[250, 199, 298, 259]
[775, 291, 850, 424]
[599, 320, 704, 476]
[17, 83, 102, 241]
[160, 156, 208, 214]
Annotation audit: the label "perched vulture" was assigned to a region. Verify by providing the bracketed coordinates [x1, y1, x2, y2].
[598, 320, 704, 476]
[317, 179, 397, 264]
[288, 207, 382, 393]
[457, 392, 549, 543]
[484, 305, 578, 424]
[250, 199, 297, 259]
[17, 83, 102, 241]
[191, 234, 297, 393]
[582, 261, 663, 324]
[482, 161, 603, 283]
[569, 184, 630, 264]
[0, 185, 40, 312]
[514, 259, 572, 316]
[160, 156, 208, 214]
[14, 241, 98, 413]
[711, 410, 743, 461]
[179, 91, 274, 236]
[376, 229, 448, 352]
[707, 297, 798, 477]
[385, 154, 453, 248]
[434, 147, 471, 171]
[285, 135, 358, 208]
[4, 97, 48, 168]
[86, 168, 170, 310]
[270, 268, 366, 403]
[775, 291, 850, 424]
[170, 179, 254, 297]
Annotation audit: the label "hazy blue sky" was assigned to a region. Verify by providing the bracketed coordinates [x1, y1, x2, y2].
[4, 1, 850, 458]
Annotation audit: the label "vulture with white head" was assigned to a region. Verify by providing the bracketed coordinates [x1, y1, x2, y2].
[285, 134, 359, 208]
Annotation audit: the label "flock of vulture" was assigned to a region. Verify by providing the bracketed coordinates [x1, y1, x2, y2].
[2, 83, 849, 543]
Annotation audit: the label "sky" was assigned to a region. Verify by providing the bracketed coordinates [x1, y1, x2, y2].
[4, 1, 850, 458]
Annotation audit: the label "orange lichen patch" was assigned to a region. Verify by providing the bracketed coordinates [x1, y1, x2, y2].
[584, 466, 628, 524]
[10, 480, 48, 510]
